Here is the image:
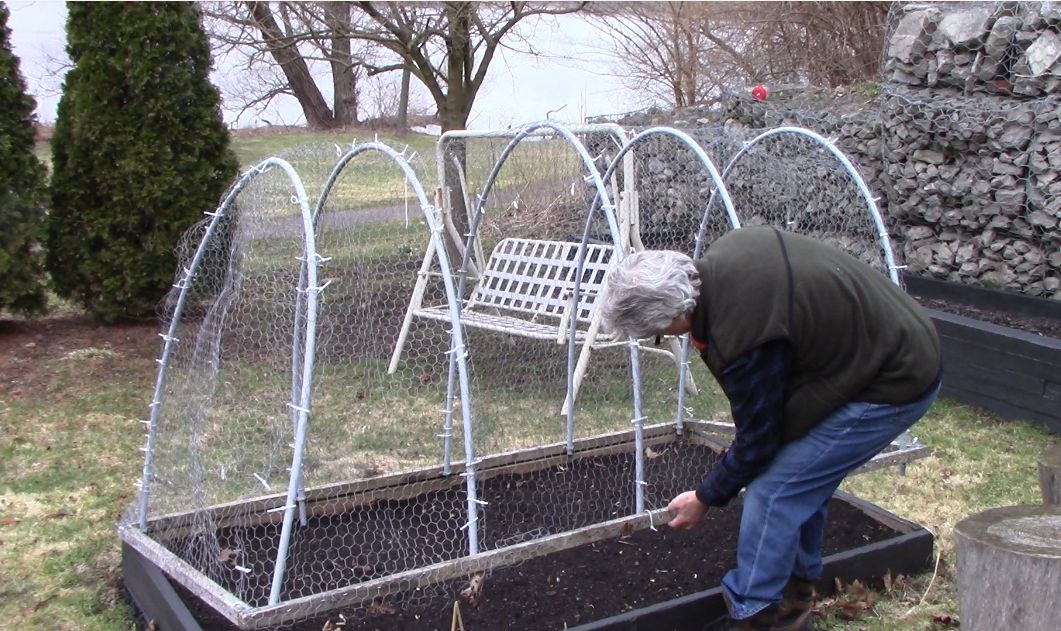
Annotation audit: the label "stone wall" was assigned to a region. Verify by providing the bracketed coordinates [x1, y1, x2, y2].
[604, 2, 1060, 300]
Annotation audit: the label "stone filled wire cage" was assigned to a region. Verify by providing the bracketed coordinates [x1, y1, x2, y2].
[117, 122, 929, 629]
[880, 0, 1061, 298]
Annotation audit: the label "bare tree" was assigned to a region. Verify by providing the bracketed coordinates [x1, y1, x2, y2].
[204, 2, 372, 128]
[584, 2, 709, 108]
[588, 1, 890, 110]
[203, 2, 588, 132]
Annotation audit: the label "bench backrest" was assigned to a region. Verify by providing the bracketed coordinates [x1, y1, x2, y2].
[468, 238, 616, 325]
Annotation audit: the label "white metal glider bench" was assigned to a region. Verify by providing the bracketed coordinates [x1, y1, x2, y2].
[388, 237, 697, 412]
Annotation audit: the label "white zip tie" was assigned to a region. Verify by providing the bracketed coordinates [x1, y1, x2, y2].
[139, 420, 151, 426]
[645, 510, 658, 532]
[334, 143, 342, 157]
[253, 473, 270, 490]
[630, 415, 648, 425]
[471, 498, 489, 506]
[890, 264, 909, 271]
[287, 403, 310, 414]
[149, 399, 160, 408]
[266, 504, 296, 514]
[204, 209, 222, 217]
[460, 517, 479, 531]
[315, 253, 332, 263]
[302, 279, 333, 294]
[408, 151, 418, 162]
[159, 333, 179, 343]
[234, 565, 252, 574]
[636, 480, 649, 486]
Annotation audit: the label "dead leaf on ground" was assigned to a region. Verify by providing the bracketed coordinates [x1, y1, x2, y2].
[618, 522, 635, 537]
[366, 599, 396, 615]
[0, 516, 20, 526]
[218, 548, 239, 566]
[931, 613, 960, 627]
[822, 579, 877, 621]
[321, 613, 347, 630]
[22, 595, 56, 617]
[645, 446, 665, 459]
[459, 572, 486, 607]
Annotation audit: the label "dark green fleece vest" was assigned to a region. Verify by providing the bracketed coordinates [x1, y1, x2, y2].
[690, 227, 941, 442]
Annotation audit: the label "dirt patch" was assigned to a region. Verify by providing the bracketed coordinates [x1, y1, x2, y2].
[162, 443, 900, 630]
[913, 296, 1061, 340]
[0, 315, 159, 401]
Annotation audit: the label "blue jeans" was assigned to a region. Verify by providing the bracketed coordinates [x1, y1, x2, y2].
[722, 382, 940, 619]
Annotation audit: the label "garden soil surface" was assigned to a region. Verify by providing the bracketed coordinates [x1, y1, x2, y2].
[170, 442, 900, 631]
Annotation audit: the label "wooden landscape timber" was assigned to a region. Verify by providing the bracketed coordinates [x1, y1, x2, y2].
[904, 274, 1061, 434]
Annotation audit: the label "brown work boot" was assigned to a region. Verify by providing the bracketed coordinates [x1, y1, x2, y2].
[776, 577, 816, 630]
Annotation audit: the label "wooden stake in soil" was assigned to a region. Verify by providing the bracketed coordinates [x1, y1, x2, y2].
[1037, 444, 1061, 505]
[954, 504, 1061, 631]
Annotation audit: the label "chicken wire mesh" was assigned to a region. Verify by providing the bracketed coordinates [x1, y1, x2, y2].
[119, 122, 926, 629]
[880, 0, 1061, 298]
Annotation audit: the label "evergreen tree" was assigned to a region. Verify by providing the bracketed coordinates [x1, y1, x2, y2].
[0, 2, 49, 317]
[48, 2, 239, 321]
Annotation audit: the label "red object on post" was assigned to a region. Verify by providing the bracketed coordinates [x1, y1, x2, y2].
[752, 85, 768, 101]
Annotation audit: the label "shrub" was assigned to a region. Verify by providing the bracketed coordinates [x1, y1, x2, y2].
[0, 3, 49, 317]
[47, 2, 238, 322]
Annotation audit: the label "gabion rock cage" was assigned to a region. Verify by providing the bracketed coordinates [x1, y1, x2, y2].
[118, 122, 928, 629]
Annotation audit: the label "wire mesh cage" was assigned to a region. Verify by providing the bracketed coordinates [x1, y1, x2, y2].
[118, 122, 929, 629]
[880, 0, 1061, 298]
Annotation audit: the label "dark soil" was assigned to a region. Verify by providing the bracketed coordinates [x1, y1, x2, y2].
[912, 296, 1061, 340]
[167, 443, 900, 631]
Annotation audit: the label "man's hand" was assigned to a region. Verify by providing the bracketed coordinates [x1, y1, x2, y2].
[667, 490, 708, 530]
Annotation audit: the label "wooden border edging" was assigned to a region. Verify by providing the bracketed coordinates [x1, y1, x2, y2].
[122, 543, 204, 631]
[902, 273, 1061, 434]
[927, 308, 1061, 434]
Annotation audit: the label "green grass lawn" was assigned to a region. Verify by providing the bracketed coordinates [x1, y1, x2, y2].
[0, 306, 1056, 630]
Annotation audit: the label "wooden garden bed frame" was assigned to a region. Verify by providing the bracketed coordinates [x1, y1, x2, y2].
[120, 422, 930, 630]
[904, 273, 1061, 434]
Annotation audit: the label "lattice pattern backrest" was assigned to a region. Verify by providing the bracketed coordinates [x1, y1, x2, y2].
[468, 238, 615, 324]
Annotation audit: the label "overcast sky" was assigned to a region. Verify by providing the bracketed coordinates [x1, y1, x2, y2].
[6, 1, 644, 130]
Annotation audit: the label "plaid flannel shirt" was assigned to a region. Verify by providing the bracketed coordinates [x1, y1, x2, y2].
[696, 340, 793, 507]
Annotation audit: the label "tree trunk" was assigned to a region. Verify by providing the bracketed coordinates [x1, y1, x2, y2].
[325, 1, 359, 127]
[436, 2, 473, 271]
[1039, 444, 1061, 505]
[397, 66, 410, 134]
[246, 1, 336, 129]
[955, 504, 1061, 631]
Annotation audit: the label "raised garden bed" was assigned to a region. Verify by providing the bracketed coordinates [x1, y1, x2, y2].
[122, 425, 934, 630]
[904, 274, 1061, 434]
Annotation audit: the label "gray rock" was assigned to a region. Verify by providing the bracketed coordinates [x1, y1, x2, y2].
[985, 16, 1020, 59]
[889, 8, 941, 63]
[1027, 30, 1061, 76]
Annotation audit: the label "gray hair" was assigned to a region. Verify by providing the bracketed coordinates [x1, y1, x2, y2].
[600, 250, 701, 340]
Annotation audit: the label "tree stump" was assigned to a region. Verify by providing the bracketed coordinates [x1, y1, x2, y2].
[1037, 444, 1061, 505]
[954, 504, 1061, 631]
